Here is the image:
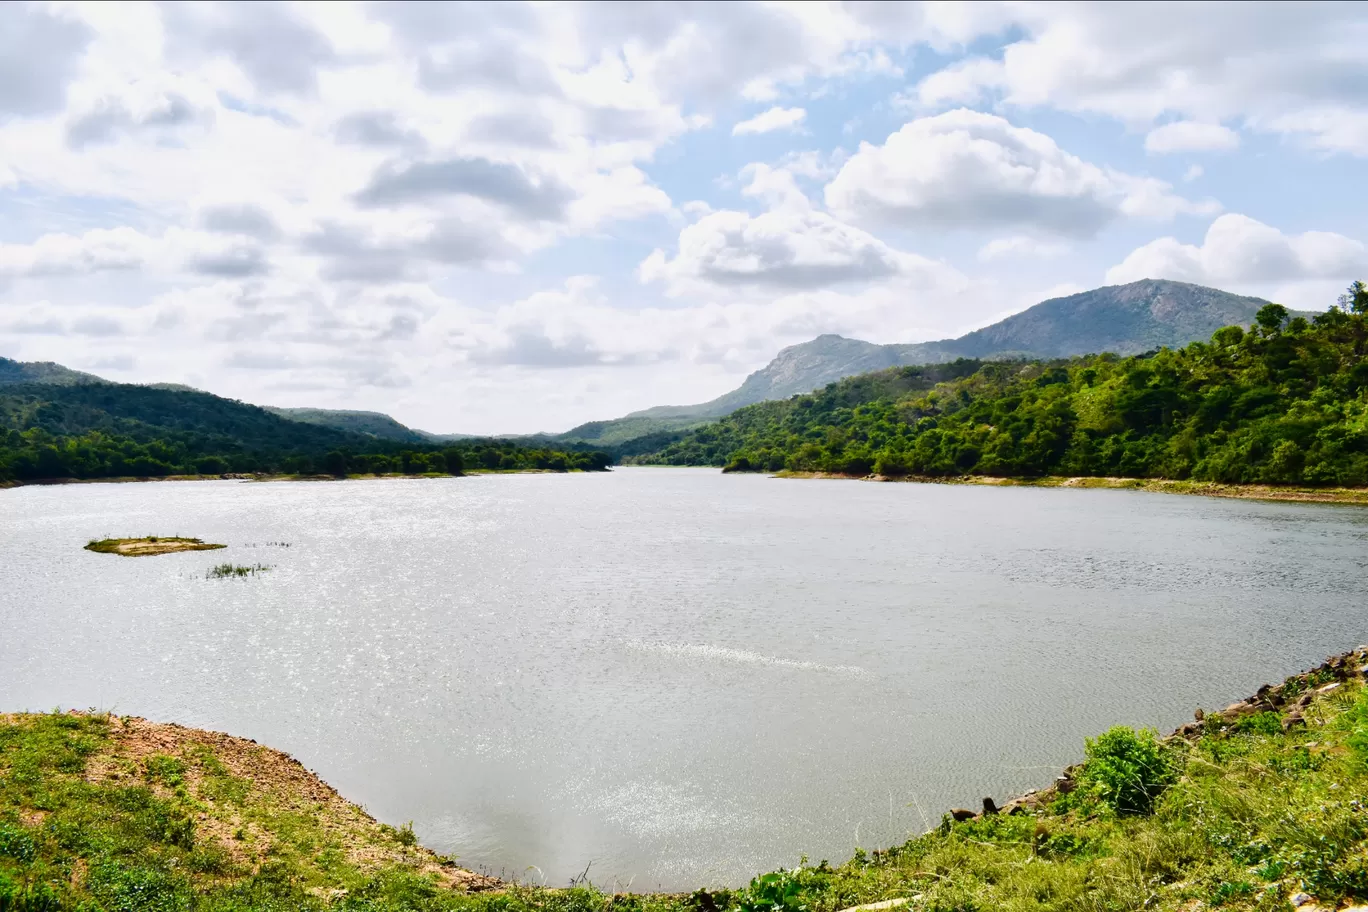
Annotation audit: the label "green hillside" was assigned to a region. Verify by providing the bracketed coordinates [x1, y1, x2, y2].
[0, 381, 608, 482]
[555, 414, 708, 449]
[637, 284, 1368, 486]
[552, 280, 1285, 446]
[0, 357, 103, 387]
[266, 407, 429, 443]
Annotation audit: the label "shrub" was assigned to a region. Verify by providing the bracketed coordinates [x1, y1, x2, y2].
[1343, 689, 1368, 762]
[0, 824, 36, 863]
[1077, 726, 1176, 815]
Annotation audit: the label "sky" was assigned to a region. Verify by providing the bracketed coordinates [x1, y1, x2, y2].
[1, 2, 1366, 435]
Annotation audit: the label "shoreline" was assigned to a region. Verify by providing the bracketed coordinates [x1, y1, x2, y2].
[0, 467, 608, 490]
[0, 710, 502, 897]
[7, 648, 1368, 908]
[768, 470, 1368, 505]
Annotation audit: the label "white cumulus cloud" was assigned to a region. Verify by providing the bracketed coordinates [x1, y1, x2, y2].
[907, 3, 1368, 154]
[824, 109, 1214, 237]
[639, 208, 950, 293]
[1106, 214, 1367, 308]
[732, 106, 807, 136]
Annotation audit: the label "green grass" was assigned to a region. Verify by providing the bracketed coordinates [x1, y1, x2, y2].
[4, 654, 1368, 910]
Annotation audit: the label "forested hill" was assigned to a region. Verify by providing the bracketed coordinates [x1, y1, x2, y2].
[0, 357, 103, 386]
[553, 279, 1281, 447]
[265, 406, 431, 443]
[0, 381, 608, 482]
[635, 280, 1278, 420]
[636, 283, 1368, 486]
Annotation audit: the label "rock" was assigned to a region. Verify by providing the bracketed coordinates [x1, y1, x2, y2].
[1296, 691, 1316, 709]
[1290, 892, 1312, 907]
[1222, 701, 1259, 720]
[835, 899, 908, 912]
[982, 797, 999, 815]
[999, 797, 1036, 815]
[1282, 711, 1305, 731]
[949, 808, 977, 822]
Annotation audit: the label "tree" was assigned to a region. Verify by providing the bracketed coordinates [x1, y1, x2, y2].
[1338, 280, 1368, 315]
[196, 455, 229, 475]
[323, 450, 347, 477]
[442, 448, 465, 475]
[1255, 303, 1289, 334]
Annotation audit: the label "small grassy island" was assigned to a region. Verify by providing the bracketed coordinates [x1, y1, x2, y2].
[83, 537, 227, 557]
[6, 651, 1368, 910]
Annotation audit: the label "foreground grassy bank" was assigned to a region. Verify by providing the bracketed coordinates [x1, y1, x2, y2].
[771, 470, 1368, 505]
[7, 650, 1368, 910]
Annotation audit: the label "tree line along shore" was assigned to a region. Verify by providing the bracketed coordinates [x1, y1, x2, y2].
[5, 283, 1368, 497]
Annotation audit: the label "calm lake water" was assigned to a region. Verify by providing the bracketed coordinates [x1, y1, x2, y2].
[4, 468, 1368, 888]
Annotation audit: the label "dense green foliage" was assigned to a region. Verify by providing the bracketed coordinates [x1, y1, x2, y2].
[0, 358, 101, 387]
[264, 407, 434, 443]
[634, 360, 987, 472]
[640, 285, 1368, 485]
[7, 655, 1368, 910]
[1075, 727, 1176, 816]
[0, 382, 608, 483]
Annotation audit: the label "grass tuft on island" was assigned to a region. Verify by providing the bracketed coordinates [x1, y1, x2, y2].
[83, 536, 227, 557]
[6, 651, 1368, 910]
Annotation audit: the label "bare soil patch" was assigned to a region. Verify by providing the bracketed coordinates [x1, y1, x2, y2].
[81, 713, 500, 892]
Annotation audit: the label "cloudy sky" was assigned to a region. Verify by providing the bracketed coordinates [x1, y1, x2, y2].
[2, 1, 1366, 434]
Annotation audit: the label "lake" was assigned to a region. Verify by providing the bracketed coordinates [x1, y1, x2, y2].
[3, 468, 1368, 889]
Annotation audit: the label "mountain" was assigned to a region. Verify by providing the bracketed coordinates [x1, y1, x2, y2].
[941, 279, 1281, 359]
[0, 357, 103, 386]
[556, 280, 1283, 446]
[266, 407, 430, 443]
[636, 294, 1368, 486]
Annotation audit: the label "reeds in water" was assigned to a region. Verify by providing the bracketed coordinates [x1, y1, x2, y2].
[206, 563, 272, 579]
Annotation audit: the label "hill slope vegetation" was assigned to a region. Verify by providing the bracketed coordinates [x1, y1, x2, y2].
[265, 407, 431, 443]
[559, 280, 1281, 446]
[638, 284, 1368, 486]
[0, 357, 103, 387]
[0, 381, 607, 482]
